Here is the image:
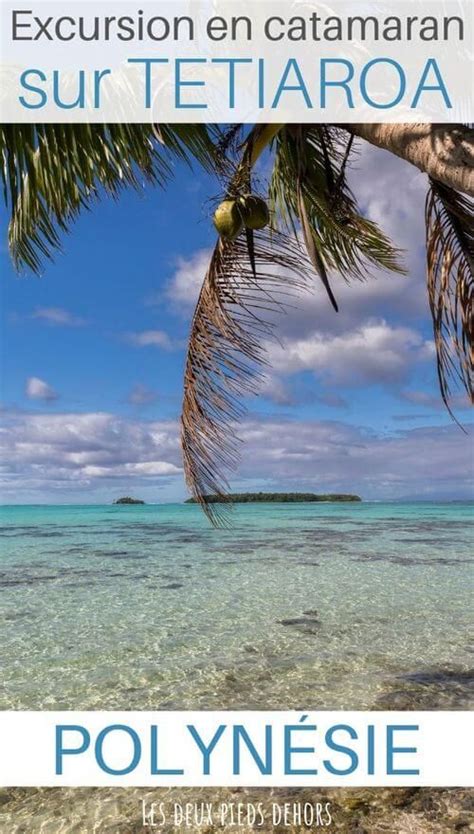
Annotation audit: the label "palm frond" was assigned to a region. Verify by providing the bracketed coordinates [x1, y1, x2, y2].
[425, 179, 474, 411]
[0, 123, 221, 273]
[181, 229, 312, 525]
[296, 177, 338, 311]
[181, 124, 405, 523]
[269, 126, 405, 292]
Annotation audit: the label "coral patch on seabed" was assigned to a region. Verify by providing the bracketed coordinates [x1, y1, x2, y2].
[277, 615, 321, 635]
[375, 667, 474, 710]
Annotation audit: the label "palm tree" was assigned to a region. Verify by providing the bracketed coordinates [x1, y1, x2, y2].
[1, 122, 473, 522]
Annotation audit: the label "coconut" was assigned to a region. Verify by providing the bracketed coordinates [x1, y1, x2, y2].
[240, 195, 270, 230]
[213, 200, 243, 240]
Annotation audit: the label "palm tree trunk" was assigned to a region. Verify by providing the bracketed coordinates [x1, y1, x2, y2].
[344, 124, 474, 196]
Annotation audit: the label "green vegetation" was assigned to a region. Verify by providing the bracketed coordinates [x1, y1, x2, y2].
[186, 492, 361, 504]
[113, 497, 145, 505]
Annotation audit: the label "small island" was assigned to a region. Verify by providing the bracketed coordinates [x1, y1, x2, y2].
[113, 497, 146, 505]
[186, 492, 361, 504]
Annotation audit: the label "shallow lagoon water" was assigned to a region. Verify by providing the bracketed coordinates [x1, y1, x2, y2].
[1, 501, 473, 713]
[1, 502, 473, 832]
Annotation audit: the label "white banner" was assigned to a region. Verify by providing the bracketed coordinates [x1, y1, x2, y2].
[0, 0, 473, 122]
[0, 711, 472, 787]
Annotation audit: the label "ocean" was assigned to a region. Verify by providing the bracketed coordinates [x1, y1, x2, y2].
[1, 501, 473, 714]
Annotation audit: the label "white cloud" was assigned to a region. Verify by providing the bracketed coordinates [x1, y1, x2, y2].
[125, 330, 177, 350]
[236, 418, 473, 500]
[0, 410, 181, 500]
[347, 139, 427, 278]
[0, 409, 472, 503]
[165, 248, 211, 313]
[82, 461, 179, 478]
[267, 321, 433, 385]
[31, 307, 87, 327]
[25, 377, 58, 402]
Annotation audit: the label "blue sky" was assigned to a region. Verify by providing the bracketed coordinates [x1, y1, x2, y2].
[1, 141, 472, 503]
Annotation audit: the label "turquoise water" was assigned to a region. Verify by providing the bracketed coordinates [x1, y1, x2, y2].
[1, 502, 473, 712]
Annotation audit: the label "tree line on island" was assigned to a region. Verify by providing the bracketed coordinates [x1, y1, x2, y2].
[186, 492, 362, 504]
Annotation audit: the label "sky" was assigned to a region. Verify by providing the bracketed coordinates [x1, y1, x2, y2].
[1, 139, 473, 504]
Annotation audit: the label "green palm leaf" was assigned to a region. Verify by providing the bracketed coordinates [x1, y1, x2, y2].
[425, 178, 474, 412]
[0, 123, 220, 273]
[269, 126, 405, 290]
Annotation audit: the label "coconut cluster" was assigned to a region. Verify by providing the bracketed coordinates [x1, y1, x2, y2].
[213, 195, 270, 241]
